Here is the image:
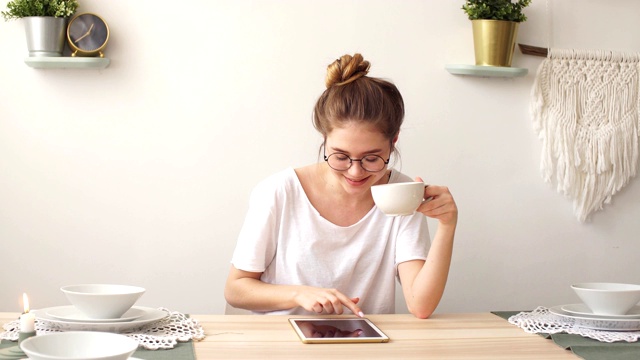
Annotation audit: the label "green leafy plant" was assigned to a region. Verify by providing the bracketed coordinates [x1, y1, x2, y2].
[1, 0, 78, 21]
[461, 0, 531, 22]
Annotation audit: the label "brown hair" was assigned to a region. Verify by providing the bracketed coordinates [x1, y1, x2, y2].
[312, 53, 405, 143]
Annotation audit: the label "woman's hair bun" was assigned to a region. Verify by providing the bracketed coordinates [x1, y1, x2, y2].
[325, 53, 370, 88]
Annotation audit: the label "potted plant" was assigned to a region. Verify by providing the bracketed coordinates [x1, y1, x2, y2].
[2, 0, 79, 57]
[461, 0, 531, 67]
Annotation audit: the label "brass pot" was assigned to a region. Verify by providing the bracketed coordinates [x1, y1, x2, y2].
[472, 19, 519, 67]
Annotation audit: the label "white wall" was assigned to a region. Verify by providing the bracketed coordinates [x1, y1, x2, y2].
[1, 0, 639, 315]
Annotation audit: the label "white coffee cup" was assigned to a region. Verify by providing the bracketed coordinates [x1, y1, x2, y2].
[371, 182, 425, 216]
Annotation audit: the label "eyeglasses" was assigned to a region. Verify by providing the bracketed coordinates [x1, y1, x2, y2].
[323, 148, 390, 172]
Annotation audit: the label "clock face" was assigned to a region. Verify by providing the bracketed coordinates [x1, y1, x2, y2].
[68, 13, 109, 52]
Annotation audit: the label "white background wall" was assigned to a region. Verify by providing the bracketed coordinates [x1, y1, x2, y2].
[1, 0, 639, 315]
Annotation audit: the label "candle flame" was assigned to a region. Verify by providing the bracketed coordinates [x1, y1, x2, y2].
[23, 293, 30, 313]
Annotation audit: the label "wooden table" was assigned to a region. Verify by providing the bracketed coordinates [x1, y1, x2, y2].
[193, 313, 579, 359]
[1, 312, 580, 359]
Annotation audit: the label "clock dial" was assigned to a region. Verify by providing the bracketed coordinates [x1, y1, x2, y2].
[68, 14, 109, 52]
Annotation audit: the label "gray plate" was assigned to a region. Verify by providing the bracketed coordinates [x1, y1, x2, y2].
[550, 305, 640, 331]
[33, 306, 168, 333]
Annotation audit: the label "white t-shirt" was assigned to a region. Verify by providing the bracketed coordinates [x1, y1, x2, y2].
[230, 167, 430, 315]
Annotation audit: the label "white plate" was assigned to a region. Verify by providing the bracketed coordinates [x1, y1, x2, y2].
[46, 306, 146, 323]
[33, 306, 169, 333]
[549, 305, 640, 331]
[561, 303, 640, 319]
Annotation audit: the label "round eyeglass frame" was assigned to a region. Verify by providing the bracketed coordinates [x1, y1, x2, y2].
[323, 147, 390, 172]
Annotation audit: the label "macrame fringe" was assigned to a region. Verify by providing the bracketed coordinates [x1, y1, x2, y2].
[531, 48, 640, 222]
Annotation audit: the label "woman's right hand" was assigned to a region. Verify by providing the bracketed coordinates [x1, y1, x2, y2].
[225, 266, 364, 316]
[293, 286, 363, 317]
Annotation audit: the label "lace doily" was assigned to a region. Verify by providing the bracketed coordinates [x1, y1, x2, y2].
[0, 308, 205, 350]
[509, 306, 640, 343]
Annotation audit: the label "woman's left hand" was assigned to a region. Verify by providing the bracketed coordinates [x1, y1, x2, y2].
[415, 177, 457, 226]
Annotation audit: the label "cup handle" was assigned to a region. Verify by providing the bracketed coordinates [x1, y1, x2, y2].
[423, 184, 434, 202]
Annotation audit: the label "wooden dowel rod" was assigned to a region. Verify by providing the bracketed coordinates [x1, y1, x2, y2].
[518, 43, 548, 57]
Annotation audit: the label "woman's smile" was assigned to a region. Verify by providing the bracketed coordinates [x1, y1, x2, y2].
[344, 175, 371, 186]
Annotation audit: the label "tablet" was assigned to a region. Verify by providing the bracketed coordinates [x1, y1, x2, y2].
[288, 318, 390, 344]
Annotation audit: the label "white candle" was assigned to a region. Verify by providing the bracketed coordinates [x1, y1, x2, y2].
[20, 312, 35, 333]
[20, 293, 35, 333]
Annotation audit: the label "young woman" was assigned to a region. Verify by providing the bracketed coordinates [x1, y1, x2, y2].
[224, 53, 457, 319]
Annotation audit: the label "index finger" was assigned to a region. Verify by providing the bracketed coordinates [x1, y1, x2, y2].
[424, 184, 446, 198]
[337, 293, 364, 317]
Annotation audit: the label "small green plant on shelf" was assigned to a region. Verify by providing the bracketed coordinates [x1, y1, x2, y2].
[1, 0, 78, 21]
[461, 0, 531, 22]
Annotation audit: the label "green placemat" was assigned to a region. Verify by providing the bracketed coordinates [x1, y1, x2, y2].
[134, 340, 195, 360]
[492, 311, 640, 360]
[0, 340, 15, 348]
[1, 339, 195, 360]
[0, 339, 19, 350]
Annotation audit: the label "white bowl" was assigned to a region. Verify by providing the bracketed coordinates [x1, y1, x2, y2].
[20, 331, 138, 360]
[61, 284, 145, 319]
[571, 282, 640, 316]
[371, 182, 424, 216]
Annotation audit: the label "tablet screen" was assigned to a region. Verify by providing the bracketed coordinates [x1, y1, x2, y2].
[288, 318, 390, 344]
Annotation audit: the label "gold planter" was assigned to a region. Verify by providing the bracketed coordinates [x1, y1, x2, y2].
[472, 20, 519, 67]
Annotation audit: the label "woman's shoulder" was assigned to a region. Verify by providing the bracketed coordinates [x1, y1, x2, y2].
[257, 167, 296, 187]
[389, 169, 414, 183]
[254, 167, 298, 192]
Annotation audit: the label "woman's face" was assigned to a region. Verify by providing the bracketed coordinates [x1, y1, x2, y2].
[323, 121, 392, 196]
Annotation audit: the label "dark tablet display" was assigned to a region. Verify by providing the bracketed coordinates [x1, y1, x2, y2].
[288, 318, 390, 343]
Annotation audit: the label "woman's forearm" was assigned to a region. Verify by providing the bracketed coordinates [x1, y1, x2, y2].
[401, 222, 456, 319]
[225, 273, 300, 312]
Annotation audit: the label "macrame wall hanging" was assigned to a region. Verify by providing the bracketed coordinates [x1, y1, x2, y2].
[521, 2, 640, 222]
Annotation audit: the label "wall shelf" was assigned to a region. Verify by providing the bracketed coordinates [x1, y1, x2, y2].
[445, 64, 527, 78]
[24, 57, 110, 69]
